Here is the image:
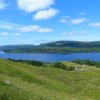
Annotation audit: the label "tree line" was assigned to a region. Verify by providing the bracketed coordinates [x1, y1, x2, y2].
[72, 59, 100, 68]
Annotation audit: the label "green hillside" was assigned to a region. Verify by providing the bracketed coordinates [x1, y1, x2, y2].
[0, 59, 100, 100]
[39, 41, 100, 47]
[1, 41, 100, 53]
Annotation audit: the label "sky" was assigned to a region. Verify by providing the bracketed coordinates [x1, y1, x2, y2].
[0, 0, 100, 45]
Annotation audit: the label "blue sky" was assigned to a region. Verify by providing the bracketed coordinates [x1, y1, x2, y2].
[0, 0, 100, 45]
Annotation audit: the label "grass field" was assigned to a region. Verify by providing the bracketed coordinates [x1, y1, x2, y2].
[0, 59, 100, 100]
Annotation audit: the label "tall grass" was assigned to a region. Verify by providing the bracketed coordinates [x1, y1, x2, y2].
[0, 59, 100, 100]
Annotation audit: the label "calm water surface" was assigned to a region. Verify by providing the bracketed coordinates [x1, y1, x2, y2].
[0, 51, 100, 62]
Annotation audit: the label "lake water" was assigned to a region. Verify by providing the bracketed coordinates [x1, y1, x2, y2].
[0, 51, 100, 62]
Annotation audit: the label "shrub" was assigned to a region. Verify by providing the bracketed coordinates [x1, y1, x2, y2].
[66, 66, 75, 71]
[53, 62, 67, 70]
[8, 59, 44, 66]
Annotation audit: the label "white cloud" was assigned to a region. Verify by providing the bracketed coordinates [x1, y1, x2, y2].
[0, 32, 8, 36]
[14, 33, 21, 36]
[0, 0, 7, 10]
[38, 28, 53, 32]
[18, 25, 40, 32]
[80, 12, 85, 16]
[78, 31, 86, 35]
[17, 0, 59, 20]
[62, 31, 86, 36]
[33, 8, 59, 20]
[59, 19, 68, 24]
[0, 22, 22, 30]
[17, 0, 54, 12]
[70, 18, 87, 24]
[59, 16, 87, 25]
[59, 16, 70, 24]
[62, 32, 75, 35]
[17, 25, 54, 32]
[0, 22, 54, 33]
[89, 22, 100, 28]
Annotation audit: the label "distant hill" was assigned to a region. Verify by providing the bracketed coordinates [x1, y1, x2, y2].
[39, 41, 100, 48]
[0, 41, 100, 53]
[0, 45, 36, 50]
[0, 45, 36, 53]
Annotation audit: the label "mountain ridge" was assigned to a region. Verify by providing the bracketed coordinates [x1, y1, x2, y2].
[0, 41, 100, 53]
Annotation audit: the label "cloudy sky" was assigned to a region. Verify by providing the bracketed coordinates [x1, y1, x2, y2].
[0, 0, 100, 45]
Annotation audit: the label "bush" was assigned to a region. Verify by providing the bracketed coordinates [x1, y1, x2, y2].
[8, 59, 44, 66]
[72, 59, 100, 68]
[53, 62, 67, 70]
[66, 66, 75, 71]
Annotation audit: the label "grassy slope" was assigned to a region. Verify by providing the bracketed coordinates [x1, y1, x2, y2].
[0, 59, 100, 100]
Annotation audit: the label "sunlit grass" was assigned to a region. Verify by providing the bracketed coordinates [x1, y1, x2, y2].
[0, 59, 100, 100]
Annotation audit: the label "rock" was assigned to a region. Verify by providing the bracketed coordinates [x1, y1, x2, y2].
[3, 80, 11, 85]
[82, 64, 87, 66]
[75, 67, 83, 71]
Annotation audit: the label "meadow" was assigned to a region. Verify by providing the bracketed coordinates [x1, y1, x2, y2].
[0, 59, 100, 100]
